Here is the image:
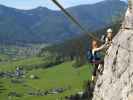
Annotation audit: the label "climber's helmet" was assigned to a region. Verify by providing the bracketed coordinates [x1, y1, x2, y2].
[107, 28, 113, 33]
[107, 28, 113, 39]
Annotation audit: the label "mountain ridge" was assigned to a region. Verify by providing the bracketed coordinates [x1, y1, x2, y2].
[0, 0, 127, 44]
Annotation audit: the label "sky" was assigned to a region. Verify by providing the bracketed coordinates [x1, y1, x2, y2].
[0, 0, 127, 10]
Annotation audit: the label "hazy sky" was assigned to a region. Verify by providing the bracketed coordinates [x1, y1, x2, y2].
[0, 0, 127, 10]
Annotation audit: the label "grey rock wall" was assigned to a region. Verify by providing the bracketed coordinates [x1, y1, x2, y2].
[92, 6, 133, 100]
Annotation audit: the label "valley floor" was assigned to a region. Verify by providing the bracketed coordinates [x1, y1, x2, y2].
[0, 60, 92, 100]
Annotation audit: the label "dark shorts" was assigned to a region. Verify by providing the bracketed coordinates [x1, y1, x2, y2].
[93, 64, 99, 76]
[91, 61, 104, 76]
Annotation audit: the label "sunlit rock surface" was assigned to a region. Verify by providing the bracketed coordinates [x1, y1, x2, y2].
[92, 3, 133, 100]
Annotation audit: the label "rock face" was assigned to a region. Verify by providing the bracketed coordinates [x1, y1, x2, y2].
[92, 4, 133, 100]
[128, 0, 133, 9]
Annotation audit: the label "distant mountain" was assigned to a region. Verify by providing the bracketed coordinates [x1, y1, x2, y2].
[0, 0, 127, 44]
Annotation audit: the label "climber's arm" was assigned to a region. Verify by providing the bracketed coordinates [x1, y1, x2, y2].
[93, 44, 106, 52]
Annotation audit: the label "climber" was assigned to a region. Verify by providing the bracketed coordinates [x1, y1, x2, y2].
[100, 28, 113, 57]
[88, 40, 104, 82]
[101, 28, 113, 49]
[105, 28, 113, 48]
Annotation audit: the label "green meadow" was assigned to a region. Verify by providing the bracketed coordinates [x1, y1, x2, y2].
[0, 58, 93, 100]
